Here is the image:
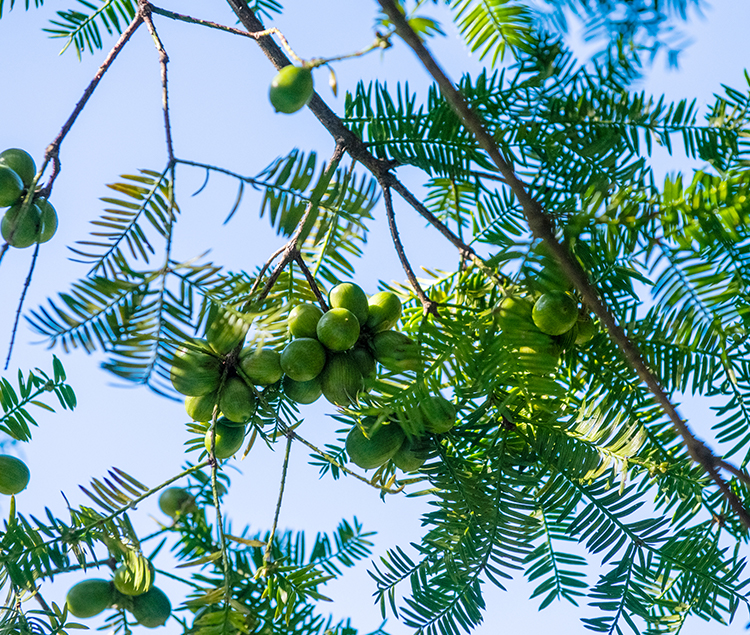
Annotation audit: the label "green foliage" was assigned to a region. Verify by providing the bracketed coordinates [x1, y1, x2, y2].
[44, 0, 137, 57]
[5, 2, 750, 635]
[0, 356, 76, 443]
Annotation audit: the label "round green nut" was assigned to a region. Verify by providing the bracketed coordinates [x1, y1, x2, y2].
[280, 337, 326, 381]
[288, 303, 324, 338]
[532, 291, 578, 336]
[493, 295, 534, 331]
[269, 65, 314, 114]
[575, 316, 596, 345]
[185, 392, 217, 422]
[239, 346, 283, 385]
[349, 346, 377, 382]
[169, 341, 221, 397]
[365, 291, 402, 333]
[218, 375, 256, 423]
[0, 455, 30, 495]
[2, 201, 41, 248]
[316, 308, 360, 352]
[158, 487, 196, 518]
[36, 197, 58, 243]
[345, 421, 405, 470]
[204, 420, 246, 459]
[66, 579, 115, 618]
[0, 148, 36, 188]
[420, 395, 456, 434]
[329, 282, 369, 326]
[0, 165, 23, 207]
[320, 352, 364, 407]
[113, 556, 154, 596]
[205, 306, 249, 356]
[370, 330, 421, 372]
[131, 586, 171, 628]
[282, 374, 323, 404]
[391, 436, 430, 472]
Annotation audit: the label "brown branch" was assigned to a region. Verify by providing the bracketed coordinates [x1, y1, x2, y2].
[294, 253, 328, 309]
[243, 142, 345, 310]
[41, 10, 144, 198]
[375, 0, 750, 528]
[381, 184, 436, 316]
[5, 243, 40, 370]
[141, 2, 175, 162]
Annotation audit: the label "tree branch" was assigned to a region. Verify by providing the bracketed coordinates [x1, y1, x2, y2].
[381, 184, 437, 316]
[375, 0, 750, 528]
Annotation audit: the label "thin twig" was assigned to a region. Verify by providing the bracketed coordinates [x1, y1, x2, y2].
[141, 2, 175, 162]
[5, 243, 40, 370]
[381, 184, 437, 316]
[243, 142, 345, 310]
[41, 10, 144, 198]
[264, 434, 293, 565]
[376, 0, 750, 528]
[294, 253, 328, 309]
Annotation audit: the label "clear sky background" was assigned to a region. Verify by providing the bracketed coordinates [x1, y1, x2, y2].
[1, 1, 750, 634]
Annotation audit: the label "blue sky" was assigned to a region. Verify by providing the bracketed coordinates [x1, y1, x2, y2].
[1, 1, 750, 634]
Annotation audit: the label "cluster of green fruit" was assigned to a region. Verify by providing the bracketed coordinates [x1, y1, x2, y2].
[495, 289, 596, 374]
[281, 283, 420, 407]
[269, 65, 314, 114]
[65, 556, 170, 628]
[346, 393, 457, 473]
[0, 148, 58, 248]
[170, 306, 269, 459]
[0, 454, 30, 495]
[170, 284, 421, 460]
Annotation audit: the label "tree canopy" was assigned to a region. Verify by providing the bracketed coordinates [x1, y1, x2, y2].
[2, 0, 750, 634]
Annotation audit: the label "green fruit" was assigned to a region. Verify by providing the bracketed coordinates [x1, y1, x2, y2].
[288, 303, 324, 338]
[494, 296, 534, 331]
[185, 392, 217, 422]
[131, 586, 171, 628]
[329, 283, 369, 326]
[66, 579, 114, 618]
[239, 347, 283, 385]
[370, 330, 421, 372]
[575, 317, 596, 345]
[0, 165, 23, 207]
[349, 346, 377, 381]
[316, 308, 360, 351]
[158, 487, 196, 518]
[205, 420, 245, 459]
[365, 292, 402, 332]
[205, 306, 249, 356]
[0, 455, 30, 495]
[532, 292, 578, 336]
[346, 421, 405, 470]
[113, 556, 154, 596]
[280, 337, 326, 381]
[420, 395, 456, 434]
[392, 436, 430, 472]
[282, 375, 323, 404]
[218, 376, 256, 423]
[320, 352, 364, 407]
[2, 201, 41, 248]
[169, 342, 221, 396]
[0, 149, 36, 188]
[269, 65, 314, 114]
[36, 197, 58, 243]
